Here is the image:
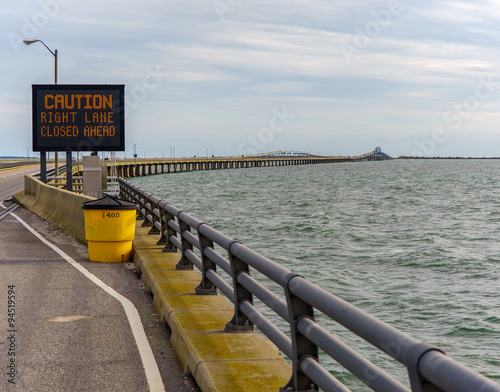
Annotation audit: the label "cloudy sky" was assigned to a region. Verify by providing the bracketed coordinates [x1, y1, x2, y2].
[2, 0, 500, 158]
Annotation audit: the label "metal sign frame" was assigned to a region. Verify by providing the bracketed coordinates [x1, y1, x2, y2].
[32, 84, 125, 152]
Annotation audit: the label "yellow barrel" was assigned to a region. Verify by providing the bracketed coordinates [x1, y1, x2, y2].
[82, 196, 138, 262]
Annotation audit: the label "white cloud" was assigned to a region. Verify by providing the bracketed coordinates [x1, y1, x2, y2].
[2, 0, 500, 157]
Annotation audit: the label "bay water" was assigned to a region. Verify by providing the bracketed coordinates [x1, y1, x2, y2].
[128, 159, 500, 388]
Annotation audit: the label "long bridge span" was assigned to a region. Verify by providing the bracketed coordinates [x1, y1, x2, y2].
[101, 148, 391, 178]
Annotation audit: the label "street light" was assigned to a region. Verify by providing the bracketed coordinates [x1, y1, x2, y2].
[23, 39, 57, 83]
[23, 38, 58, 184]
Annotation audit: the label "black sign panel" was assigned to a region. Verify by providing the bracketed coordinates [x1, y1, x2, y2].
[32, 84, 125, 152]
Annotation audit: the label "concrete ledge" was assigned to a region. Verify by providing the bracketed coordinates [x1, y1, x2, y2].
[132, 221, 292, 392]
[15, 175, 94, 243]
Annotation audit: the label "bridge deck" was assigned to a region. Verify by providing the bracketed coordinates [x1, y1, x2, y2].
[87, 150, 392, 179]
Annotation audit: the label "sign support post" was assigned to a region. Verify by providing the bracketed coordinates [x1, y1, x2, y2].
[40, 152, 47, 183]
[66, 151, 72, 192]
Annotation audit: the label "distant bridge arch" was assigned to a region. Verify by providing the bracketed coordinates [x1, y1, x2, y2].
[356, 148, 392, 161]
[248, 148, 392, 161]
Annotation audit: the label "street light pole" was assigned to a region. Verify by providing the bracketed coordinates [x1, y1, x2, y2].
[54, 48, 58, 85]
[23, 39, 59, 184]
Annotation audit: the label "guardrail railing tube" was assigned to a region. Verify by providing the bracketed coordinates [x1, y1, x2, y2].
[281, 273, 319, 392]
[296, 317, 410, 391]
[225, 241, 254, 333]
[298, 356, 349, 392]
[418, 350, 500, 392]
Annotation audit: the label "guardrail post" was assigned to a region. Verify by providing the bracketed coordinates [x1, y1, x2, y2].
[66, 151, 73, 192]
[195, 222, 217, 295]
[132, 192, 141, 219]
[159, 201, 178, 252]
[176, 212, 194, 270]
[120, 180, 140, 221]
[137, 190, 153, 227]
[225, 242, 253, 332]
[141, 197, 153, 227]
[120, 179, 130, 201]
[118, 179, 125, 198]
[155, 203, 168, 247]
[40, 152, 47, 183]
[281, 274, 318, 392]
[406, 343, 445, 392]
[147, 195, 161, 235]
[135, 193, 146, 220]
[134, 193, 142, 220]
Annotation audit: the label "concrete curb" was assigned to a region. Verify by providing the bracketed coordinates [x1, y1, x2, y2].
[132, 222, 292, 392]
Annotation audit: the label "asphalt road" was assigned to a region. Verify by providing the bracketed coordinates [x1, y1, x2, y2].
[0, 165, 39, 201]
[0, 168, 199, 392]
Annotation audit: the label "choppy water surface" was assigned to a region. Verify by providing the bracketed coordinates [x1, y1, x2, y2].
[129, 159, 500, 388]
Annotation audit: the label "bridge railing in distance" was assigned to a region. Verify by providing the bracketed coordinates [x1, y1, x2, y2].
[33, 164, 69, 184]
[0, 161, 36, 170]
[33, 165, 119, 194]
[119, 177, 500, 392]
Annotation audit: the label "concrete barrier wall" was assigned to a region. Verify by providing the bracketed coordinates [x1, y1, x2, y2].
[18, 175, 94, 243]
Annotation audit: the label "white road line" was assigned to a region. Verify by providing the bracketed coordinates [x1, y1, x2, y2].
[0, 204, 18, 221]
[9, 210, 166, 392]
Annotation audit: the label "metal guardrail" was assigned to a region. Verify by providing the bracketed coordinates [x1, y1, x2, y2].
[0, 161, 37, 170]
[32, 165, 118, 195]
[33, 165, 74, 190]
[118, 178, 500, 392]
[33, 164, 67, 179]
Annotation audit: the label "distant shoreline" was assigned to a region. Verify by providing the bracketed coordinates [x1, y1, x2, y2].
[2, 156, 500, 161]
[397, 156, 500, 160]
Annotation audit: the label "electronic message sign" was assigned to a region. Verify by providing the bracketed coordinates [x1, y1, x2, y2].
[32, 84, 125, 152]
